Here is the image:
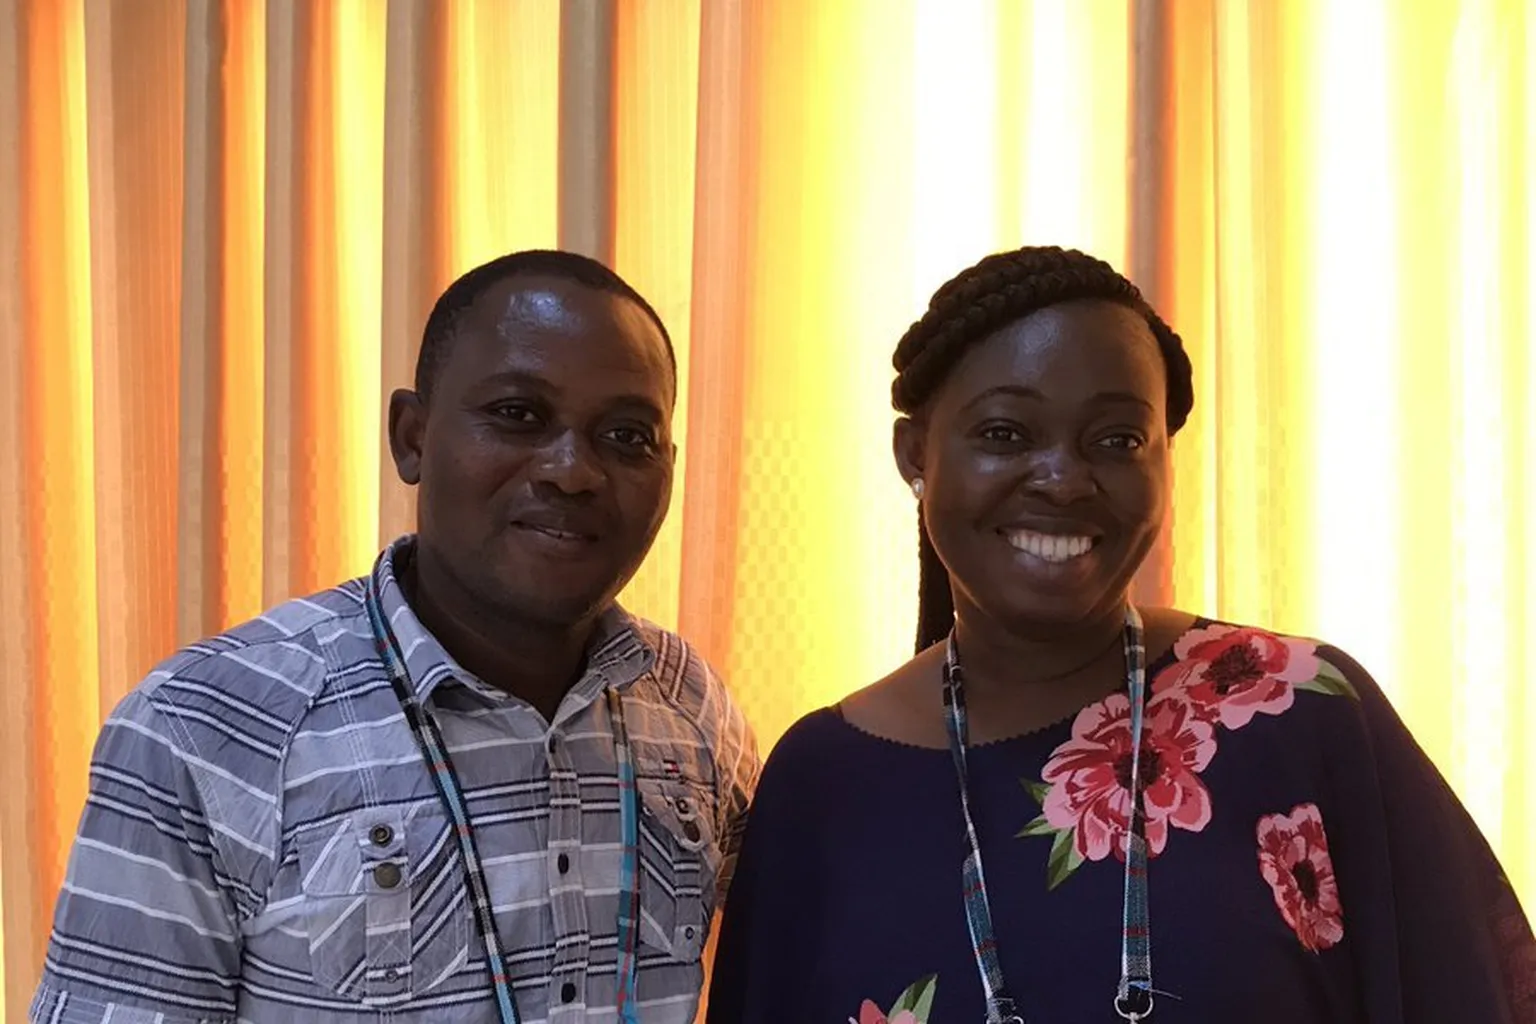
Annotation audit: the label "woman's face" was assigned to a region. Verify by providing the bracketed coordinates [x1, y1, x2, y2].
[895, 299, 1171, 636]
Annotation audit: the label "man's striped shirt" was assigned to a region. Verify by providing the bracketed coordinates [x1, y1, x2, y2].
[33, 536, 760, 1023]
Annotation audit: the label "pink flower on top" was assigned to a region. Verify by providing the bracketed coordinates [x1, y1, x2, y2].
[1257, 803, 1345, 952]
[1154, 624, 1321, 729]
[1040, 690, 1217, 862]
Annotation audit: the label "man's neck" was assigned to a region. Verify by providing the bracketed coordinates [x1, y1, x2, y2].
[402, 551, 596, 724]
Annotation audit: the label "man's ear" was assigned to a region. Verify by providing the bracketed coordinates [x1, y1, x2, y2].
[388, 389, 427, 485]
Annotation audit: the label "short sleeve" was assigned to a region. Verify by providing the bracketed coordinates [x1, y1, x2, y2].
[1324, 648, 1536, 1023]
[31, 690, 244, 1024]
[708, 675, 761, 903]
[706, 713, 825, 1024]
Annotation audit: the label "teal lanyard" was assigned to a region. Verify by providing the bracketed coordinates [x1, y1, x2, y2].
[365, 566, 642, 1022]
[941, 606, 1154, 1022]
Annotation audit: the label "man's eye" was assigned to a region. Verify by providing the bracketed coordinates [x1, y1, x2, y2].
[608, 427, 658, 450]
[489, 404, 539, 424]
[1096, 433, 1145, 451]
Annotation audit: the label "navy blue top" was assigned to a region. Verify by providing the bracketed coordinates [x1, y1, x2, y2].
[708, 621, 1535, 1023]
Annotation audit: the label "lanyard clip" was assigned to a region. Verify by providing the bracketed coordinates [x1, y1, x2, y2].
[1114, 985, 1154, 1020]
[990, 996, 1025, 1024]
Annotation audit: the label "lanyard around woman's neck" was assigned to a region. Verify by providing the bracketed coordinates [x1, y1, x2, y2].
[941, 606, 1155, 1022]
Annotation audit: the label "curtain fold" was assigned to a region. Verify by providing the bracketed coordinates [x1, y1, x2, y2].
[611, 0, 702, 632]
[379, 0, 451, 545]
[14, 1, 97, 995]
[0, 2, 37, 1010]
[82, 0, 183, 717]
[264, 0, 386, 610]
[0, 2, 1532, 1019]
[557, 0, 615, 264]
[674, 0, 752, 674]
[176, 0, 267, 641]
[179, 0, 227, 645]
[1127, 0, 1175, 607]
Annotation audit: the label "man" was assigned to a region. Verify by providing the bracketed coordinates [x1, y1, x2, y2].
[33, 250, 759, 1023]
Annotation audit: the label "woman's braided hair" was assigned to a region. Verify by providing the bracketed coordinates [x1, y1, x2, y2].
[892, 246, 1195, 653]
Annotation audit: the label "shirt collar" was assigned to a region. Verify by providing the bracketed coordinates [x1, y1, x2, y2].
[368, 535, 656, 707]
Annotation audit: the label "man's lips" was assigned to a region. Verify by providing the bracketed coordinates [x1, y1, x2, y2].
[508, 513, 601, 546]
[514, 522, 594, 539]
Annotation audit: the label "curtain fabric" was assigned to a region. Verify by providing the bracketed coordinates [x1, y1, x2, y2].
[0, 1, 1531, 1018]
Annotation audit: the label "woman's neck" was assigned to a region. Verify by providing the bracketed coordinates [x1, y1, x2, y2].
[953, 602, 1127, 690]
[949, 601, 1131, 740]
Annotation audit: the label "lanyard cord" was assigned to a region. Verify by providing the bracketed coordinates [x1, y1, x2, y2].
[941, 606, 1154, 1023]
[365, 567, 642, 1021]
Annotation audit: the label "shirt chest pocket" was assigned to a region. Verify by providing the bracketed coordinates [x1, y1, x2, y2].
[295, 806, 469, 1005]
[635, 774, 721, 964]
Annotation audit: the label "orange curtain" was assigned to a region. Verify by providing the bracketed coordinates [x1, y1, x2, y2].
[1, 1, 1532, 1019]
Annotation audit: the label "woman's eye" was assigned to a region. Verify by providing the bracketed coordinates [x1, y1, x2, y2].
[979, 424, 1026, 444]
[1097, 433, 1145, 451]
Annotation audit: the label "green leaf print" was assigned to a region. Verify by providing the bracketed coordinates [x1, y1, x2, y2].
[890, 974, 939, 1020]
[1046, 826, 1084, 890]
[1022, 778, 1051, 808]
[1019, 780, 1084, 886]
[1016, 812, 1057, 839]
[1295, 659, 1360, 700]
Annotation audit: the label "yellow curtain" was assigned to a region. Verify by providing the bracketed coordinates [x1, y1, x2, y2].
[1162, 0, 1536, 904]
[0, 0, 1531, 1018]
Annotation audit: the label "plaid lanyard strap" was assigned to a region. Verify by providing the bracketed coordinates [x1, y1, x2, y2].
[364, 574, 643, 1024]
[941, 605, 1155, 1023]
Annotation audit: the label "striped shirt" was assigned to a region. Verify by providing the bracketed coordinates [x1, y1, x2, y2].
[32, 536, 760, 1024]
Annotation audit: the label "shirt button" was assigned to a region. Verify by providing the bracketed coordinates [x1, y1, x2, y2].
[557, 853, 570, 875]
[684, 926, 697, 941]
[374, 862, 402, 889]
[561, 981, 577, 1003]
[674, 796, 692, 815]
[384, 967, 400, 983]
[682, 820, 701, 843]
[369, 824, 394, 847]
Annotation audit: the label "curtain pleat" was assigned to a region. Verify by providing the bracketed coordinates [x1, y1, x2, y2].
[0, 3, 39, 1016]
[83, 1, 184, 716]
[557, 0, 615, 263]
[263, 0, 384, 607]
[611, 0, 703, 631]
[1128, 0, 1175, 607]
[18, 0, 97, 972]
[178, 0, 268, 645]
[379, 0, 451, 545]
[178, 0, 227, 646]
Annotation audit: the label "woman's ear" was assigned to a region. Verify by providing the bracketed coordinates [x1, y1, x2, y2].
[893, 416, 926, 491]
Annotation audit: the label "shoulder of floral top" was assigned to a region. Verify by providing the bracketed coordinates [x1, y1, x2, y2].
[1151, 621, 1359, 729]
[1017, 622, 1362, 888]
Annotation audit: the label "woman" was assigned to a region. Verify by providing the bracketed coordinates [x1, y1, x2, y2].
[706, 247, 1535, 1022]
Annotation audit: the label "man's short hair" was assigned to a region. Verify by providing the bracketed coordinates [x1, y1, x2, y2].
[415, 249, 676, 399]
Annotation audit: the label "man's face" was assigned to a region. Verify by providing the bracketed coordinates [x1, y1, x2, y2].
[390, 275, 676, 628]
